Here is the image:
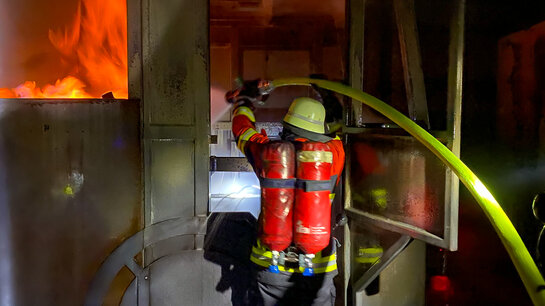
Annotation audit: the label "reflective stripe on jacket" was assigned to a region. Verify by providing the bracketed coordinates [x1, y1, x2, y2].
[356, 246, 384, 264]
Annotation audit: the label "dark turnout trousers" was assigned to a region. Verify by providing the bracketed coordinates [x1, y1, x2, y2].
[251, 266, 337, 306]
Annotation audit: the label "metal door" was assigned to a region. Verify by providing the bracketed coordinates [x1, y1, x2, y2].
[344, 0, 465, 304]
[126, 0, 213, 304]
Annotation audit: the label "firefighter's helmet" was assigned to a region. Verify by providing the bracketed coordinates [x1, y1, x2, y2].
[283, 97, 326, 134]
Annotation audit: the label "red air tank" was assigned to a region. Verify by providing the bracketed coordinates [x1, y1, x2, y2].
[293, 142, 332, 255]
[259, 141, 295, 252]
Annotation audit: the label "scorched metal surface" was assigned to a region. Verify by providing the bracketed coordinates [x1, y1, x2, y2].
[0, 99, 142, 305]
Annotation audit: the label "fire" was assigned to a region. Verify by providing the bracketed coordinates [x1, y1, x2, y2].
[0, 0, 127, 99]
[13, 77, 93, 99]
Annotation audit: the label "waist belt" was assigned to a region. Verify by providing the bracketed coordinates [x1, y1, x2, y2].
[250, 242, 337, 274]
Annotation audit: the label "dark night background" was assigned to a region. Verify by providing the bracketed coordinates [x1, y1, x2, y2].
[437, 1, 545, 305]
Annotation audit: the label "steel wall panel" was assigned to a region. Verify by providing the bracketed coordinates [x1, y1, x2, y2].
[149, 140, 195, 222]
[144, 0, 208, 126]
[149, 254, 201, 305]
[144, 235, 196, 263]
[0, 99, 142, 306]
[148, 251, 226, 305]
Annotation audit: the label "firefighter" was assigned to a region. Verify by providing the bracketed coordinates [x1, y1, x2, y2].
[226, 80, 345, 306]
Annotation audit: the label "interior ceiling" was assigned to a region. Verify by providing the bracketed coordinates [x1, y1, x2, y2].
[210, 0, 344, 28]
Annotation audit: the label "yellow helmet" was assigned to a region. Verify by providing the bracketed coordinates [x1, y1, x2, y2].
[283, 97, 326, 134]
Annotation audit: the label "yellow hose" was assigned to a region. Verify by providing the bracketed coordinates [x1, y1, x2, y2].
[270, 77, 545, 305]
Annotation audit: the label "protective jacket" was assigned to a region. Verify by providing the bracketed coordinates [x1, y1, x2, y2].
[232, 105, 345, 274]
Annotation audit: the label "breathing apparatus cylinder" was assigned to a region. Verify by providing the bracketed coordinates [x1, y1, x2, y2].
[258, 141, 296, 268]
[293, 142, 333, 256]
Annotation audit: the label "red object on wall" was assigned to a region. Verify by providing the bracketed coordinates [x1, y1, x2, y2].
[293, 142, 333, 254]
[430, 275, 452, 292]
[427, 275, 454, 305]
[497, 21, 545, 151]
[259, 141, 296, 252]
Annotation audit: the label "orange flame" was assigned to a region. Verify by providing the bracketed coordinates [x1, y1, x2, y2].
[0, 0, 127, 99]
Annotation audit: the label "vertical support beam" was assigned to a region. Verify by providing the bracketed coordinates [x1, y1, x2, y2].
[394, 0, 430, 129]
[193, 4, 211, 219]
[444, 0, 465, 251]
[343, 135, 353, 306]
[137, 0, 209, 303]
[346, 1, 363, 303]
[126, 0, 145, 303]
[128, 0, 143, 101]
[140, 0, 209, 228]
[127, 0, 144, 219]
[348, 0, 365, 127]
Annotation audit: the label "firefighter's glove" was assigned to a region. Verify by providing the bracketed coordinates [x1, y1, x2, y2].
[225, 79, 270, 106]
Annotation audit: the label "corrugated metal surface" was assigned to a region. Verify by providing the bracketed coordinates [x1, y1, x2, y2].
[0, 99, 142, 305]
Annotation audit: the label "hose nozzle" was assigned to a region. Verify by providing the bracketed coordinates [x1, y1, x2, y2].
[225, 79, 274, 105]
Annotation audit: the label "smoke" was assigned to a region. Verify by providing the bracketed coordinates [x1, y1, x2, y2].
[211, 85, 231, 124]
[496, 162, 545, 189]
